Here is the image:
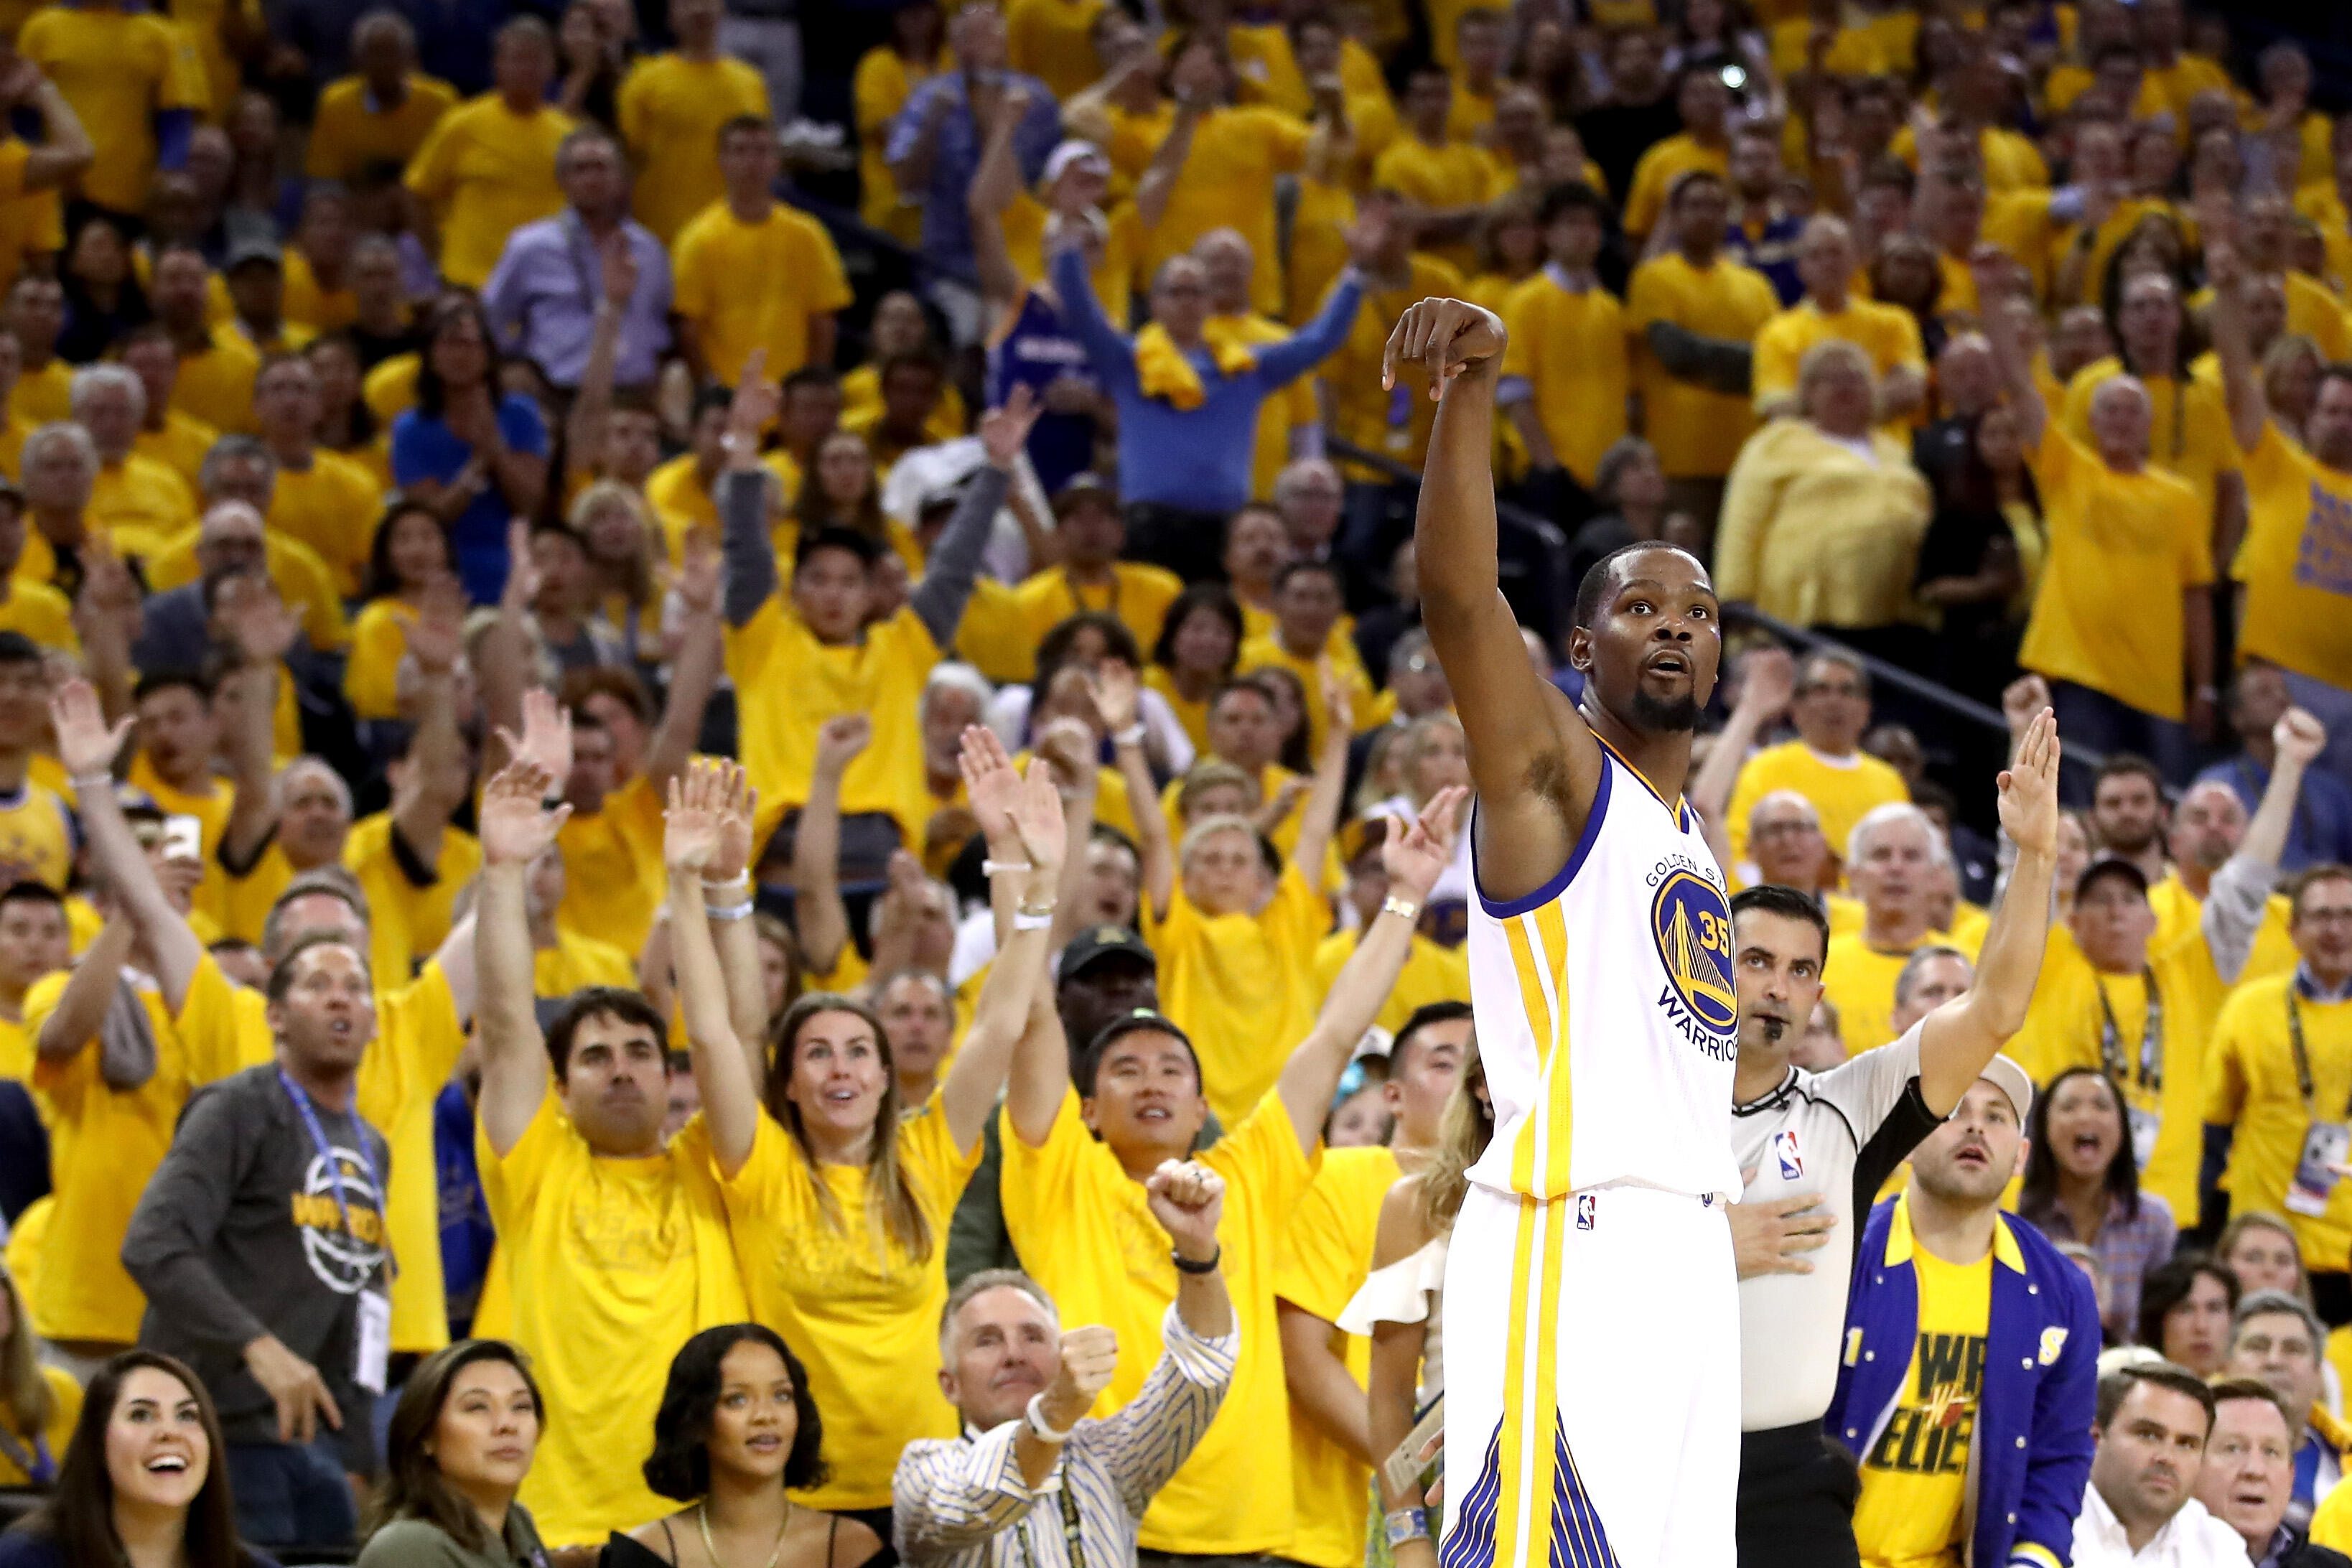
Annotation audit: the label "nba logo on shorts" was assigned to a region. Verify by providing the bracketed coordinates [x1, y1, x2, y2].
[1575, 1193, 1597, 1231]
[1775, 1130, 1804, 1180]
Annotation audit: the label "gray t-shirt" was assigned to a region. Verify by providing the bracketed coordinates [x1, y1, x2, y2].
[1730, 1024, 1940, 1432]
[123, 1063, 391, 1469]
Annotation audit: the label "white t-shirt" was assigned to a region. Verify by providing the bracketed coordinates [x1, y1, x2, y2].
[2071, 1485, 2249, 1568]
[1731, 1022, 1941, 1430]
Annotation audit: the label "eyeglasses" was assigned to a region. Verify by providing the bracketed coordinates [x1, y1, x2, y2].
[1799, 681, 1865, 698]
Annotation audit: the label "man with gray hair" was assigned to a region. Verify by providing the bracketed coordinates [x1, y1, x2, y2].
[895, 1161, 1237, 1568]
[75, 362, 198, 547]
[482, 126, 672, 392]
[17, 420, 99, 594]
[1821, 801, 1972, 1051]
[2224, 1290, 2350, 1530]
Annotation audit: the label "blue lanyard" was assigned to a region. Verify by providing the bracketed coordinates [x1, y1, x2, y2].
[277, 1067, 382, 1260]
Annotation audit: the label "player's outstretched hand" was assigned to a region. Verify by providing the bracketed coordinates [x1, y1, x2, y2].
[1382, 299, 1505, 402]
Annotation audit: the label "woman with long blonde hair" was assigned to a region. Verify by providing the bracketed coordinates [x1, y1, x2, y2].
[0, 1260, 77, 1488]
[1344, 1037, 1493, 1568]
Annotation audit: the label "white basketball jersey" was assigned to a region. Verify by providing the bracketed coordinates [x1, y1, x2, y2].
[1464, 742, 1742, 1203]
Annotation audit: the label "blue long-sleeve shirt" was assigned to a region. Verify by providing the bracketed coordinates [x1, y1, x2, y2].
[1824, 1193, 2099, 1568]
[1053, 244, 1365, 515]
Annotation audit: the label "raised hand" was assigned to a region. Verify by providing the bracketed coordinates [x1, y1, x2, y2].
[725, 349, 778, 460]
[1034, 716, 1097, 793]
[1381, 298, 1506, 403]
[403, 573, 467, 675]
[1995, 707, 2061, 857]
[663, 758, 729, 875]
[814, 712, 872, 778]
[1145, 1158, 1226, 1261]
[1319, 661, 1353, 747]
[1004, 757, 1068, 889]
[711, 762, 757, 883]
[220, 576, 301, 667]
[48, 677, 129, 779]
[597, 227, 638, 308]
[506, 688, 573, 783]
[500, 518, 543, 615]
[1386, 785, 1467, 904]
[958, 723, 1025, 843]
[479, 757, 569, 867]
[675, 528, 722, 616]
[1737, 644, 1796, 721]
[981, 383, 1041, 470]
[2277, 706, 2328, 770]
[1091, 659, 1141, 735]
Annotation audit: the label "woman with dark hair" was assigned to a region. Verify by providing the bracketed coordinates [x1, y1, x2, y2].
[1149, 583, 1245, 754]
[785, 432, 917, 572]
[58, 215, 150, 365]
[358, 1340, 546, 1568]
[1247, 662, 1316, 778]
[0, 1259, 77, 1488]
[0, 1350, 269, 1568]
[2017, 1067, 2175, 1343]
[2137, 1255, 2239, 1370]
[1913, 402, 2044, 703]
[391, 294, 551, 603]
[308, 333, 386, 486]
[608, 1325, 880, 1568]
[345, 498, 460, 721]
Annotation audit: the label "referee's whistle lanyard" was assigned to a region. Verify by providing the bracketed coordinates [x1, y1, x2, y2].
[2094, 971, 2163, 1096]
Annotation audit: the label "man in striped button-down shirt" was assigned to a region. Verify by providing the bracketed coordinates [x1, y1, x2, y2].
[894, 1160, 1238, 1568]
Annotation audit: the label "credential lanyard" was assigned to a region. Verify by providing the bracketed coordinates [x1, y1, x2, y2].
[2094, 972, 2163, 1094]
[278, 1067, 383, 1259]
[2286, 989, 2352, 1121]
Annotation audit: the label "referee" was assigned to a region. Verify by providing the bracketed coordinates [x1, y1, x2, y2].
[1725, 708, 2064, 1568]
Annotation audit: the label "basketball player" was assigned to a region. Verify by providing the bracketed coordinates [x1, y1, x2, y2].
[1384, 297, 1739, 1568]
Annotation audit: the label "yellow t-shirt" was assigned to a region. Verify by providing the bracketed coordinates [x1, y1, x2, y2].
[267, 451, 385, 598]
[1725, 740, 1913, 880]
[727, 598, 943, 853]
[2017, 424, 2213, 722]
[533, 928, 638, 998]
[403, 95, 577, 289]
[2145, 873, 2300, 983]
[2012, 925, 2229, 1218]
[17, 5, 203, 213]
[553, 775, 666, 959]
[88, 454, 196, 556]
[1275, 1144, 1401, 1568]
[0, 778, 75, 895]
[306, 73, 457, 181]
[1311, 929, 1469, 1037]
[2234, 422, 2352, 689]
[1144, 106, 1312, 318]
[1004, 0, 1107, 101]
[1002, 1088, 1317, 1554]
[169, 328, 262, 434]
[1625, 251, 1779, 478]
[0, 140, 61, 290]
[1498, 272, 1630, 488]
[1768, 18, 1889, 78]
[128, 755, 235, 930]
[671, 201, 854, 386]
[1889, 122, 2050, 192]
[1370, 134, 1503, 270]
[615, 52, 770, 244]
[2315, 1470, 2352, 1555]
[0, 578, 77, 655]
[0, 1014, 27, 1080]
[1850, 1213, 1992, 1568]
[1236, 632, 1384, 757]
[2206, 977, 2352, 1269]
[1009, 563, 1185, 676]
[134, 409, 218, 496]
[1714, 421, 1933, 630]
[0, 1364, 80, 1485]
[477, 1100, 746, 1545]
[342, 598, 414, 722]
[144, 524, 348, 653]
[1621, 134, 1728, 241]
[9, 360, 68, 429]
[1147, 666, 1213, 755]
[282, 249, 357, 333]
[1146, 864, 1329, 1129]
[718, 1105, 982, 1510]
[1821, 924, 1987, 1059]
[2058, 358, 2239, 528]
[341, 813, 480, 990]
[25, 956, 251, 1343]
[1751, 298, 1927, 412]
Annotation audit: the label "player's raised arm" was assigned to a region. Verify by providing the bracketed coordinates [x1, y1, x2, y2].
[1386, 299, 1600, 899]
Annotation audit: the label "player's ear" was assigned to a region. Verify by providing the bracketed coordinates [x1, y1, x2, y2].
[1565, 627, 1592, 673]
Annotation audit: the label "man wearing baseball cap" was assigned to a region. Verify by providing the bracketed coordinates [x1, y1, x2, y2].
[1826, 1056, 2102, 1568]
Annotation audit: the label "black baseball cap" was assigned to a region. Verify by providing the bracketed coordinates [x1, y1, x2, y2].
[2075, 856, 2150, 902]
[1058, 924, 1157, 984]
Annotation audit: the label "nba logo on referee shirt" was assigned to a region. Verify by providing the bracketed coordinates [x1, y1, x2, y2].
[1775, 1130, 1804, 1180]
[1576, 1194, 1597, 1231]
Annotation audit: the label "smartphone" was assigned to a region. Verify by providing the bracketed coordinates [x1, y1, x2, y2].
[162, 816, 202, 863]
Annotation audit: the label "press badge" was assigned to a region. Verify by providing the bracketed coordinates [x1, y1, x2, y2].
[2287, 1123, 2351, 1217]
[2128, 1106, 2161, 1171]
[353, 1289, 391, 1395]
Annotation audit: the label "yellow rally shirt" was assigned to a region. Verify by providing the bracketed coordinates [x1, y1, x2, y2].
[2205, 976, 2352, 1270]
[1725, 740, 1913, 881]
[1002, 1088, 1319, 1556]
[1498, 271, 1630, 488]
[1147, 864, 1330, 1129]
[2234, 422, 2352, 689]
[671, 201, 853, 387]
[717, 1105, 983, 1511]
[403, 95, 576, 289]
[1625, 251, 1779, 479]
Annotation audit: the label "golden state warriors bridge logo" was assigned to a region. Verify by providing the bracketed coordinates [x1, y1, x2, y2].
[1652, 869, 1737, 1056]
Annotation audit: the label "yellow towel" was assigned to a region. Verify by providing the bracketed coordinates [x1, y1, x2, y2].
[1134, 322, 1259, 409]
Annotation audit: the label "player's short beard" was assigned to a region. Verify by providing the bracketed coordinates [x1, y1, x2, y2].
[1629, 688, 1702, 732]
